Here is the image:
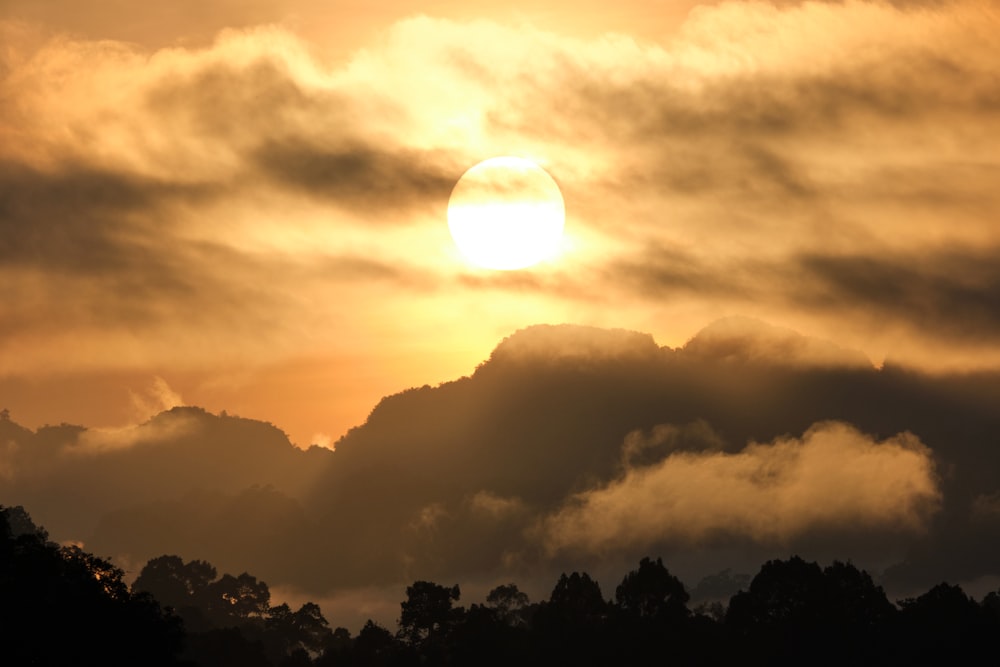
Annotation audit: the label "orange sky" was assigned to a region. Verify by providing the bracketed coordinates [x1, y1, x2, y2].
[2, 0, 999, 446]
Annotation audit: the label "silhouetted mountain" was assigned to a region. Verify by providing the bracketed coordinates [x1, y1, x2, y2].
[4, 319, 1000, 599]
[307, 321, 999, 590]
[0, 407, 331, 560]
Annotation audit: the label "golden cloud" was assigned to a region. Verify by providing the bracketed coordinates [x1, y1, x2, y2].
[542, 421, 941, 553]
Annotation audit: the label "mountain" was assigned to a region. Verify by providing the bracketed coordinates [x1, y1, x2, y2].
[3, 319, 1000, 599]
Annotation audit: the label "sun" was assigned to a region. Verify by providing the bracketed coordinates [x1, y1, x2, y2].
[447, 156, 565, 270]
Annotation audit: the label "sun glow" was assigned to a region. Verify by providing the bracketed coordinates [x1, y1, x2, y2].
[447, 156, 565, 270]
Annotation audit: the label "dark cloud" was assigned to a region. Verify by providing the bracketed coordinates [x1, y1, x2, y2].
[607, 244, 752, 299]
[607, 242, 1000, 348]
[0, 158, 422, 344]
[0, 161, 206, 273]
[793, 247, 1000, 343]
[0, 162, 218, 334]
[142, 52, 461, 216]
[497, 16, 994, 208]
[145, 56, 329, 146]
[1, 0, 287, 48]
[252, 141, 458, 215]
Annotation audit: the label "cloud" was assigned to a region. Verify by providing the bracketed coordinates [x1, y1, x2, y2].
[129, 377, 185, 422]
[484, 323, 661, 366]
[75, 408, 194, 456]
[251, 140, 458, 215]
[310, 432, 334, 450]
[541, 421, 940, 554]
[971, 491, 1000, 520]
[605, 240, 1000, 367]
[621, 420, 727, 468]
[679, 317, 873, 368]
[792, 246, 1000, 344]
[467, 491, 527, 519]
[0, 160, 206, 272]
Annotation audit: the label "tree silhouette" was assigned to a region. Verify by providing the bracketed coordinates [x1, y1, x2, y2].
[351, 619, 404, 667]
[485, 583, 530, 626]
[1, 505, 183, 666]
[532, 572, 611, 666]
[547, 572, 607, 619]
[314, 626, 353, 666]
[183, 627, 271, 667]
[610, 557, 696, 664]
[265, 601, 333, 658]
[0, 504, 48, 541]
[896, 582, 992, 665]
[206, 571, 271, 625]
[133, 554, 217, 621]
[726, 556, 900, 665]
[615, 556, 690, 620]
[398, 580, 462, 645]
[14, 490, 1000, 667]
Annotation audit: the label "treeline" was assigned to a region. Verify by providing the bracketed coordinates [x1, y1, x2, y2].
[4, 505, 1000, 666]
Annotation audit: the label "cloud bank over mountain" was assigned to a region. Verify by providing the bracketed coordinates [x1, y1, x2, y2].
[3, 318, 999, 602]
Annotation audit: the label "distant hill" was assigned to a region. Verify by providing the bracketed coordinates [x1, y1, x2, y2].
[3, 319, 1000, 597]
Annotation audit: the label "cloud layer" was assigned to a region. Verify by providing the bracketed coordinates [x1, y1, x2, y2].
[543, 421, 940, 553]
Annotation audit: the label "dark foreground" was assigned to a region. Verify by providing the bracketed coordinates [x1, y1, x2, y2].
[3, 504, 999, 666]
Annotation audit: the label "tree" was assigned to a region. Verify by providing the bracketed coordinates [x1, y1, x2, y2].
[133, 555, 218, 612]
[183, 627, 271, 667]
[548, 572, 607, 620]
[206, 571, 271, 624]
[0, 506, 184, 666]
[615, 556, 690, 620]
[485, 583, 530, 626]
[0, 504, 48, 541]
[266, 601, 333, 657]
[726, 557, 898, 666]
[398, 580, 462, 644]
[351, 620, 400, 666]
[896, 582, 992, 664]
[532, 572, 611, 667]
[315, 626, 353, 666]
[822, 560, 895, 631]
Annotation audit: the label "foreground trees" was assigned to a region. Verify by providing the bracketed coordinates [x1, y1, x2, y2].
[131, 553, 334, 666]
[0, 505, 184, 666]
[6, 504, 1000, 666]
[726, 557, 898, 665]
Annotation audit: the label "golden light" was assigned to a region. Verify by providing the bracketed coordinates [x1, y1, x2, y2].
[447, 156, 565, 270]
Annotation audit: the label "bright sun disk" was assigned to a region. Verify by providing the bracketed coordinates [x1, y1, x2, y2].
[447, 156, 565, 270]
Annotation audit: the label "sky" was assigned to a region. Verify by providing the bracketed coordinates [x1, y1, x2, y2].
[2, 0, 1000, 628]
